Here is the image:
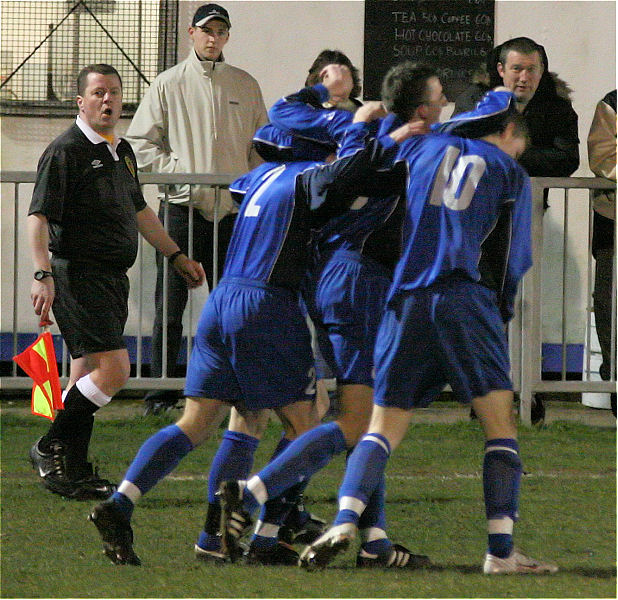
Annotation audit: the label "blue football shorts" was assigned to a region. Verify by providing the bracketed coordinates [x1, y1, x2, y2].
[373, 279, 512, 408]
[304, 250, 391, 386]
[184, 277, 316, 410]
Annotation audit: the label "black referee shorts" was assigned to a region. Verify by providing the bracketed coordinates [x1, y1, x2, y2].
[51, 257, 129, 359]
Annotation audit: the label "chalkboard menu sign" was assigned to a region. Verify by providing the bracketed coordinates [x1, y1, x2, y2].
[363, 0, 495, 101]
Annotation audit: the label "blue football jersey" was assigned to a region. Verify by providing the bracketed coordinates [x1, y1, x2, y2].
[269, 88, 408, 270]
[225, 151, 388, 290]
[333, 121, 532, 321]
[312, 114, 407, 269]
[226, 161, 317, 288]
[391, 133, 532, 320]
[269, 84, 354, 147]
[253, 125, 336, 164]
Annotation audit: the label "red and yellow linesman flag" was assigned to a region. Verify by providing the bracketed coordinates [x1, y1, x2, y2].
[13, 324, 62, 420]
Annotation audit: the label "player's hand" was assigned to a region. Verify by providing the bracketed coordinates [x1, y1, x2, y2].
[389, 120, 430, 144]
[352, 101, 387, 124]
[319, 64, 354, 105]
[31, 278, 55, 323]
[173, 255, 206, 289]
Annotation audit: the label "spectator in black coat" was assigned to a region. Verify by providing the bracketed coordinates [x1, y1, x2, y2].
[453, 37, 579, 180]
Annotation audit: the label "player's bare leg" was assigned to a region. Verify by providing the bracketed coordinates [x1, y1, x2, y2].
[335, 383, 373, 446]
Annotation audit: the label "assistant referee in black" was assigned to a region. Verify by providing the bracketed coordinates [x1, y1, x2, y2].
[27, 64, 205, 500]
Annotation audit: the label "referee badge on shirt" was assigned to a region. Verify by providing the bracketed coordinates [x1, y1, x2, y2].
[124, 156, 136, 178]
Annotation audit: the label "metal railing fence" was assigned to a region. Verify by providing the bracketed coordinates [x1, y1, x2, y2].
[518, 177, 616, 423]
[1, 172, 616, 425]
[1, 171, 233, 392]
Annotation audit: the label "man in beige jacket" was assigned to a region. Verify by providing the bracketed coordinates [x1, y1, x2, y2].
[125, 4, 267, 414]
[587, 89, 616, 417]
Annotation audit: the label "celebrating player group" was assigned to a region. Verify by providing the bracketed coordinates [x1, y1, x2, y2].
[28, 3, 561, 577]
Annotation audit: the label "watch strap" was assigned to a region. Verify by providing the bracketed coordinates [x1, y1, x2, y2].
[168, 250, 184, 265]
[34, 269, 53, 280]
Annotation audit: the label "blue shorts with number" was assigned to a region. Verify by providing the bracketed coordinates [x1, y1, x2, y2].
[184, 277, 315, 410]
[304, 250, 391, 386]
[373, 279, 512, 408]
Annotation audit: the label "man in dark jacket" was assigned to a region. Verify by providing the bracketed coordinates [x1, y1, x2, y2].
[493, 37, 579, 177]
[453, 37, 579, 180]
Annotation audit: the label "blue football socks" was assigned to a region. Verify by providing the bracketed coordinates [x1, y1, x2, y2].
[358, 472, 392, 555]
[361, 536, 393, 557]
[244, 424, 347, 547]
[334, 433, 391, 527]
[112, 425, 194, 520]
[256, 421, 347, 502]
[197, 430, 259, 551]
[207, 430, 260, 505]
[483, 438, 521, 558]
[123, 424, 193, 495]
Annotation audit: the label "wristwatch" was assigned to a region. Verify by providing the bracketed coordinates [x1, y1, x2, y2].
[34, 269, 53, 281]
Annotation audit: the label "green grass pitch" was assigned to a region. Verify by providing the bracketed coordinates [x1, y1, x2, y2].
[1, 401, 615, 598]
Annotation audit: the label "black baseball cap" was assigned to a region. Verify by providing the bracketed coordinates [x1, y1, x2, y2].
[192, 4, 231, 28]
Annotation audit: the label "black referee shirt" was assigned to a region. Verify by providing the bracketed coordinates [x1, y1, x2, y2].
[29, 123, 147, 271]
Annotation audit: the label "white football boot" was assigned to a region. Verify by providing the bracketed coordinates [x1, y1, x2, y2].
[483, 548, 558, 575]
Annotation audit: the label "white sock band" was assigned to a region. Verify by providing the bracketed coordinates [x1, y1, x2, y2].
[117, 480, 142, 503]
[76, 374, 112, 408]
[360, 526, 388, 543]
[488, 517, 514, 535]
[246, 475, 268, 506]
[363, 434, 390, 455]
[485, 445, 518, 455]
[254, 520, 280, 538]
[339, 495, 367, 515]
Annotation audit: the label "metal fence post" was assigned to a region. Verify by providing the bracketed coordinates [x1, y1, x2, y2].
[519, 179, 547, 425]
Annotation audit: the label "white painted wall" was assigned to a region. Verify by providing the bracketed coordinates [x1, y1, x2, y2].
[2, 0, 616, 345]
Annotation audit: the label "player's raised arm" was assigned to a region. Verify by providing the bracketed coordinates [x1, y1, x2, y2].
[269, 63, 356, 145]
[298, 124, 407, 222]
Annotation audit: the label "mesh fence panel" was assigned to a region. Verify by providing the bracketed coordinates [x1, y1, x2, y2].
[0, 0, 178, 116]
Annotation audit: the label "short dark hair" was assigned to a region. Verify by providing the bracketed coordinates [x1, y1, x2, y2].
[77, 64, 122, 96]
[305, 49, 362, 99]
[466, 111, 529, 149]
[498, 37, 543, 66]
[380, 62, 439, 121]
[503, 112, 530, 148]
